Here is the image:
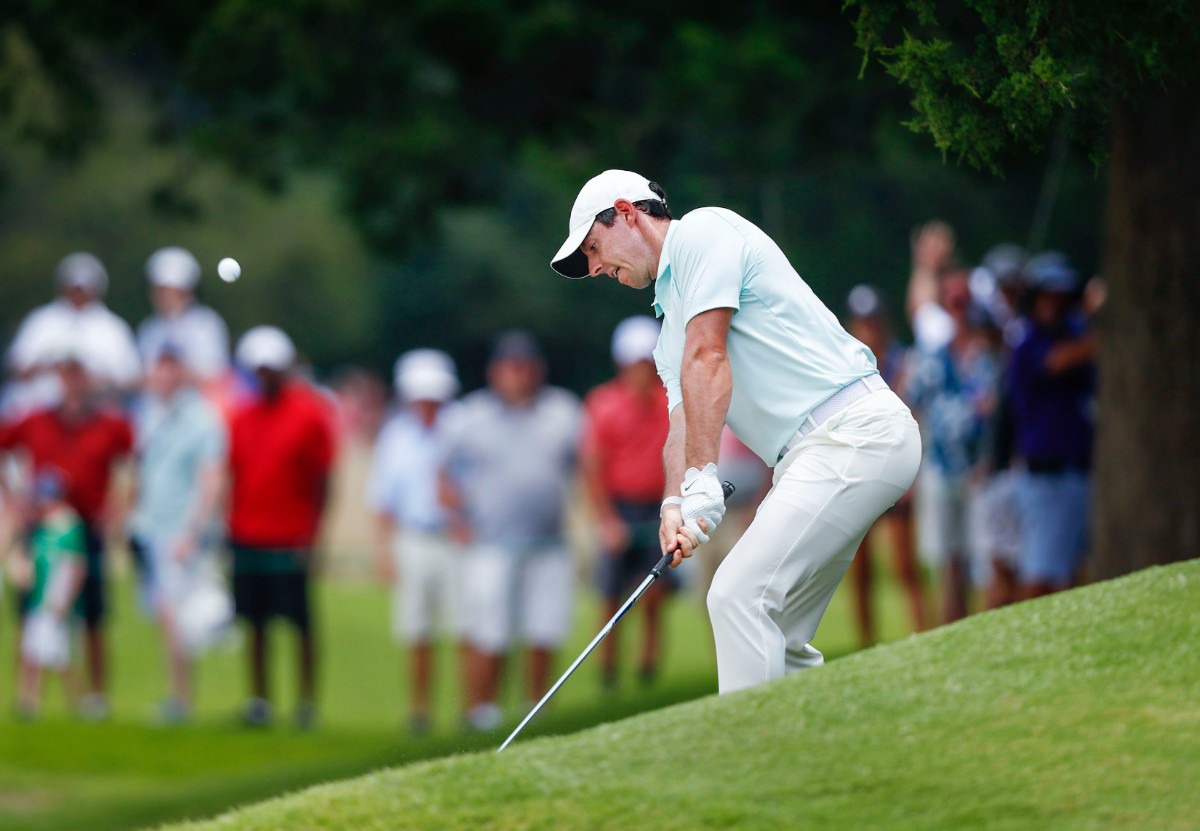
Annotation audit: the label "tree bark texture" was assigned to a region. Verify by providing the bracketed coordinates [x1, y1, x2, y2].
[1093, 85, 1200, 578]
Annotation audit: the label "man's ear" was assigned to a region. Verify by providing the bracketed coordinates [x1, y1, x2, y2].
[613, 198, 638, 224]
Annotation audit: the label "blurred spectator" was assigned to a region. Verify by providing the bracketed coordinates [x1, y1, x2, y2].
[227, 326, 335, 729]
[137, 247, 231, 388]
[906, 265, 999, 623]
[3, 253, 141, 418]
[844, 285, 926, 645]
[579, 316, 670, 690]
[366, 349, 464, 734]
[440, 330, 581, 731]
[15, 469, 87, 720]
[129, 342, 229, 723]
[0, 342, 134, 720]
[1010, 252, 1097, 599]
[907, 221, 959, 352]
[970, 244, 1028, 609]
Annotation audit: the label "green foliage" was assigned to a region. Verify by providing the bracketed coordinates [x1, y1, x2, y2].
[162, 561, 1200, 830]
[848, 0, 1200, 170]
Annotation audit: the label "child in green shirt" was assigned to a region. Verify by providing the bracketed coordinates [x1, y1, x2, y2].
[17, 470, 87, 719]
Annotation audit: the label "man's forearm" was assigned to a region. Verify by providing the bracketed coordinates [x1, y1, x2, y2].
[662, 406, 687, 498]
[680, 345, 731, 468]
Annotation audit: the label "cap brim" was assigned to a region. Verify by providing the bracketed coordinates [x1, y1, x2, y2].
[550, 220, 593, 279]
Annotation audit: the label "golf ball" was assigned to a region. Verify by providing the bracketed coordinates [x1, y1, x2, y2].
[218, 257, 241, 283]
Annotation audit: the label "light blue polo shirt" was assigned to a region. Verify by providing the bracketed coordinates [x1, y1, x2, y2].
[652, 207, 878, 466]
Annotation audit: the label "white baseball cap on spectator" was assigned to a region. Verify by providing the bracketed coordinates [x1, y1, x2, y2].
[551, 169, 661, 278]
[54, 252, 108, 297]
[611, 316, 660, 366]
[146, 246, 202, 290]
[394, 349, 459, 402]
[235, 326, 295, 372]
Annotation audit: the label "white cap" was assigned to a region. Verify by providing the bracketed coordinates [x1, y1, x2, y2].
[55, 252, 108, 296]
[146, 246, 202, 290]
[39, 333, 88, 368]
[611, 316, 660, 366]
[394, 349, 459, 402]
[551, 170, 660, 278]
[235, 326, 296, 372]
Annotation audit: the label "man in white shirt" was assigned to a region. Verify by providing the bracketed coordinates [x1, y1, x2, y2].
[552, 170, 922, 693]
[137, 247, 231, 385]
[4, 253, 141, 417]
[366, 349, 464, 734]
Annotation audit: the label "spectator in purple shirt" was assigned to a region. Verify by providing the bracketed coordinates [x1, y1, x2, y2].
[1009, 252, 1097, 599]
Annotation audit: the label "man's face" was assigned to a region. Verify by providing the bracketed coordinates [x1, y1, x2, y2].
[152, 285, 191, 317]
[488, 357, 543, 404]
[56, 360, 90, 401]
[148, 354, 186, 399]
[580, 213, 657, 289]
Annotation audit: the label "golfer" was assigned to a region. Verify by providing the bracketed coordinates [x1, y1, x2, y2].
[552, 170, 922, 693]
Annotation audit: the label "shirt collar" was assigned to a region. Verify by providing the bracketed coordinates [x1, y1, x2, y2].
[651, 221, 678, 319]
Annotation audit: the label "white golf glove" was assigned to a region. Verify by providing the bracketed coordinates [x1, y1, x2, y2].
[680, 463, 726, 545]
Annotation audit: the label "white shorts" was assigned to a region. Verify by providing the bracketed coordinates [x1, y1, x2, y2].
[462, 543, 574, 655]
[915, 465, 979, 568]
[392, 530, 466, 642]
[975, 469, 1022, 568]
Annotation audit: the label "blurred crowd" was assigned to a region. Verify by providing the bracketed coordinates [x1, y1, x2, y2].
[847, 221, 1101, 645]
[0, 226, 1099, 731]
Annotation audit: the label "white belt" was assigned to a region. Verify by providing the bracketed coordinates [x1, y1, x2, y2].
[777, 374, 889, 461]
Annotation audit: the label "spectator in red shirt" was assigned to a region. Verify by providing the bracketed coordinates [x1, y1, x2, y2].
[228, 326, 335, 729]
[580, 316, 671, 688]
[0, 341, 133, 720]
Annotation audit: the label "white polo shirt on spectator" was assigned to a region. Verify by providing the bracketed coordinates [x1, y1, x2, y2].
[651, 207, 878, 466]
[366, 409, 452, 533]
[138, 304, 231, 381]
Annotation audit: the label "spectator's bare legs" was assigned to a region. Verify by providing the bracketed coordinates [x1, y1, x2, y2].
[986, 557, 1018, 609]
[466, 645, 504, 715]
[851, 533, 876, 648]
[17, 658, 40, 717]
[250, 624, 269, 702]
[84, 625, 106, 698]
[599, 600, 621, 686]
[158, 609, 192, 709]
[528, 646, 553, 701]
[638, 581, 665, 681]
[411, 640, 433, 720]
[942, 556, 969, 623]
[298, 626, 315, 707]
[1020, 580, 1056, 601]
[886, 510, 926, 632]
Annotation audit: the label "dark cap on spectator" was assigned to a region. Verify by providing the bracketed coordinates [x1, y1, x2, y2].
[1025, 251, 1079, 294]
[490, 329, 543, 364]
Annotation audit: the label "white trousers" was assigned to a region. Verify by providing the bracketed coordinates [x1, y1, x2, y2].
[707, 389, 922, 693]
[392, 530, 466, 642]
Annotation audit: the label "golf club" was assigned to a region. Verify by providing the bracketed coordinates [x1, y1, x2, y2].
[497, 480, 735, 752]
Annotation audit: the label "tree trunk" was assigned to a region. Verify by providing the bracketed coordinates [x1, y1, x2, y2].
[1092, 85, 1200, 578]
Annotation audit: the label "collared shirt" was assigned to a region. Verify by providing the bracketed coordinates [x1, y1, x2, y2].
[137, 304, 231, 380]
[366, 408, 454, 533]
[228, 382, 336, 548]
[441, 387, 581, 546]
[580, 377, 668, 504]
[131, 387, 227, 541]
[0, 407, 133, 523]
[652, 208, 878, 465]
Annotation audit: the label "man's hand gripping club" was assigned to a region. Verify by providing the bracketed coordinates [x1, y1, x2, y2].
[660, 464, 730, 567]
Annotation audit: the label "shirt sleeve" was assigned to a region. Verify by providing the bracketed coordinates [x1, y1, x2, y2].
[670, 211, 745, 327]
[656, 358, 682, 415]
[365, 422, 399, 514]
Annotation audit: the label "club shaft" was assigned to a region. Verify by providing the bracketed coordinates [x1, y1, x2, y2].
[497, 571, 658, 752]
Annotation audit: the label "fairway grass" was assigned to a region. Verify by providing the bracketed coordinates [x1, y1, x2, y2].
[164, 561, 1200, 831]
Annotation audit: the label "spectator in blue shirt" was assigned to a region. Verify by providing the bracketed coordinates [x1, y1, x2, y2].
[1009, 252, 1097, 598]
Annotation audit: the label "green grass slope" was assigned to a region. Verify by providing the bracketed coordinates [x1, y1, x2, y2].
[163, 560, 1200, 831]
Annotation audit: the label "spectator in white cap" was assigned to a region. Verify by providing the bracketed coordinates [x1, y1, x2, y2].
[579, 316, 672, 690]
[366, 348, 464, 734]
[226, 326, 335, 728]
[3, 252, 141, 418]
[137, 247, 231, 387]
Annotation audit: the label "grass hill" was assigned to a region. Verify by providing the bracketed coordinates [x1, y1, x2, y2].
[161, 560, 1200, 831]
